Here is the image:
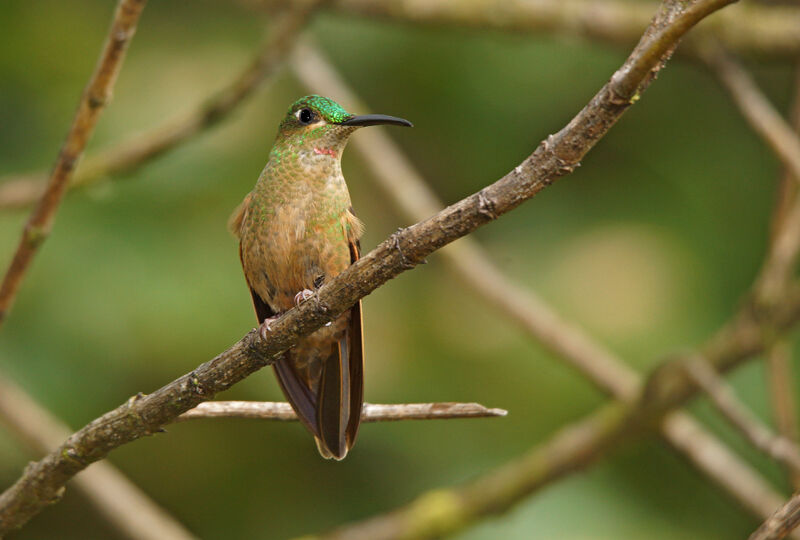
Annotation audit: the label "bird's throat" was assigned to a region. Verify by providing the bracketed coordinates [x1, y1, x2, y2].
[313, 147, 338, 158]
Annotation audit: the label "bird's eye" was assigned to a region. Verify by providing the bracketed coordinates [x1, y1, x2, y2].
[297, 108, 314, 125]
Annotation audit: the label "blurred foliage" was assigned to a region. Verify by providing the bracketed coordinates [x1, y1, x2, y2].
[0, 0, 797, 538]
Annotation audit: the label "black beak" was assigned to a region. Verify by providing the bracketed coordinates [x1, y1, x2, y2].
[337, 114, 413, 128]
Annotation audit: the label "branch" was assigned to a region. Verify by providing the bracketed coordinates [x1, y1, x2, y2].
[0, 374, 197, 540]
[0, 0, 147, 328]
[0, 1, 319, 211]
[683, 357, 800, 475]
[0, 0, 738, 533]
[291, 40, 792, 524]
[239, 0, 800, 56]
[177, 401, 507, 422]
[751, 492, 800, 540]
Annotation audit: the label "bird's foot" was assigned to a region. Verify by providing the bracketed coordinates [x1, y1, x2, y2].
[258, 316, 282, 341]
[294, 289, 314, 306]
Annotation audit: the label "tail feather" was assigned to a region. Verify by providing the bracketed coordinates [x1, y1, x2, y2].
[272, 358, 320, 438]
[271, 303, 364, 460]
[316, 340, 350, 459]
[315, 301, 364, 460]
[345, 299, 364, 448]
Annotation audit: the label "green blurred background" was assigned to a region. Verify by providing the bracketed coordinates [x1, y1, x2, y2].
[0, 1, 796, 538]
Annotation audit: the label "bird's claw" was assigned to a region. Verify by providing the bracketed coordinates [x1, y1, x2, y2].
[259, 316, 281, 341]
[294, 289, 314, 306]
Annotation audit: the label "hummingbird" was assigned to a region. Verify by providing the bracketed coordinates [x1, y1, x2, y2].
[230, 95, 412, 459]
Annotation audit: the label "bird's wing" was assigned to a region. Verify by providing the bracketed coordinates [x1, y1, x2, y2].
[239, 239, 323, 441]
[227, 192, 252, 239]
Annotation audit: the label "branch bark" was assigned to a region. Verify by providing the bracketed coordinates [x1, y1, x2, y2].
[751, 492, 800, 540]
[0, 0, 147, 328]
[0, 0, 739, 534]
[177, 401, 507, 422]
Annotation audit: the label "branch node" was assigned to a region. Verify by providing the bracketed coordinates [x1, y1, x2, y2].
[87, 93, 109, 109]
[61, 446, 88, 468]
[124, 392, 152, 435]
[392, 230, 416, 269]
[113, 27, 133, 44]
[23, 225, 48, 249]
[542, 134, 579, 177]
[477, 190, 498, 220]
[608, 85, 634, 106]
[188, 372, 207, 397]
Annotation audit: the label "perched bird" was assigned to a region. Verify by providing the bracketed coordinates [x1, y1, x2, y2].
[230, 95, 412, 459]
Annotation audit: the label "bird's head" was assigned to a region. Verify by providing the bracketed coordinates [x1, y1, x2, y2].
[274, 95, 412, 155]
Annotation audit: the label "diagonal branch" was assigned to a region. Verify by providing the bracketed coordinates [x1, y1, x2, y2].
[0, 0, 147, 328]
[176, 401, 507, 422]
[291, 40, 792, 524]
[0, 0, 738, 534]
[751, 492, 800, 540]
[0, 1, 319, 211]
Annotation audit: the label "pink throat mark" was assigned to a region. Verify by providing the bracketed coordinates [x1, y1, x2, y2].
[314, 147, 337, 158]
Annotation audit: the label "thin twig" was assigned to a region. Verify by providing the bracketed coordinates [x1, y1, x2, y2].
[0, 0, 147, 328]
[0, 1, 320, 210]
[291, 40, 792, 524]
[750, 492, 800, 540]
[241, 0, 800, 57]
[0, 374, 197, 540]
[0, 0, 738, 533]
[683, 357, 800, 474]
[176, 401, 507, 422]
